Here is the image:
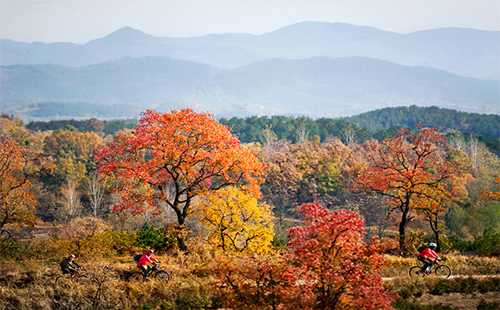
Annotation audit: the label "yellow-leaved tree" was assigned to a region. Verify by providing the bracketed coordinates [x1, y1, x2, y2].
[193, 186, 274, 254]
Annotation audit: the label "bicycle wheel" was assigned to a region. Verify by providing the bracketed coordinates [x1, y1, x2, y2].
[155, 270, 171, 283]
[55, 275, 66, 287]
[128, 271, 145, 282]
[409, 266, 425, 277]
[434, 265, 451, 278]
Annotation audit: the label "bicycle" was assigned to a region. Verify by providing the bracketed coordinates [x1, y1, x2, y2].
[55, 267, 88, 286]
[409, 259, 451, 278]
[128, 262, 171, 283]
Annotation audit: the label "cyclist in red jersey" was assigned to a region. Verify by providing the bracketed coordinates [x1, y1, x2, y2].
[137, 249, 159, 281]
[417, 243, 440, 272]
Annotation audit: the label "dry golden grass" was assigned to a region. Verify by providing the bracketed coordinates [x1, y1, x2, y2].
[0, 252, 498, 310]
[0, 250, 220, 310]
[380, 253, 500, 277]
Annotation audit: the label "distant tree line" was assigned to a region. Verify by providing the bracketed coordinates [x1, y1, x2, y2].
[344, 105, 500, 138]
[219, 115, 372, 144]
[24, 106, 500, 154]
[27, 118, 138, 136]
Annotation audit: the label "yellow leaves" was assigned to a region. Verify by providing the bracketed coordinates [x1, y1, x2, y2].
[68, 216, 112, 239]
[193, 186, 275, 255]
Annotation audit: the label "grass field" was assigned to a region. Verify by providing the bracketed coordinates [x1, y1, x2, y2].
[0, 252, 498, 310]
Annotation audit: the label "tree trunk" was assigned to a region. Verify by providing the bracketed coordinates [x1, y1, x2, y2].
[173, 206, 189, 252]
[430, 216, 441, 253]
[434, 230, 441, 253]
[177, 235, 188, 252]
[399, 208, 409, 252]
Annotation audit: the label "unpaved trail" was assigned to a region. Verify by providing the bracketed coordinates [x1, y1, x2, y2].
[382, 274, 499, 281]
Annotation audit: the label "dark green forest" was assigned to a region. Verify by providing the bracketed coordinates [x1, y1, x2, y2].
[26, 106, 500, 153]
[344, 105, 499, 137]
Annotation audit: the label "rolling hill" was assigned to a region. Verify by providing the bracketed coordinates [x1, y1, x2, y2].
[1, 22, 498, 80]
[1, 56, 498, 120]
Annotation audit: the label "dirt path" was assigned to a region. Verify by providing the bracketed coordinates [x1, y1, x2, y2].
[382, 274, 499, 281]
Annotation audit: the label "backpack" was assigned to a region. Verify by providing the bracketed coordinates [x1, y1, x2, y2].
[133, 254, 143, 262]
[417, 245, 428, 253]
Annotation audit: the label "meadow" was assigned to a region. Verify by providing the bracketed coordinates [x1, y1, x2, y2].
[1, 247, 499, 310]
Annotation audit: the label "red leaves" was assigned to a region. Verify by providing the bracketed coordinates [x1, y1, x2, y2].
[214, 202, 396, 309]
[284, 203, 395, 309]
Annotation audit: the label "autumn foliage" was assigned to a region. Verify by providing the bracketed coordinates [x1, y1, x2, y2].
[94, 109, 268, 251]
[480, 177, 500, 201]
[0, 136, 54, 229]
[351, 124, 464, 251]
[193, 186, 274, 254]
[214, 202, 395, 310]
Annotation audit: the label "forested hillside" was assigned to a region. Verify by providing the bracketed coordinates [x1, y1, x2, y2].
[343, 105, 500, 137]
[218, 108, 500, 153]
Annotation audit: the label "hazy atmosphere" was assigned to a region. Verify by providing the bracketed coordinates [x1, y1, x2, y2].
[2, 0, 499, 43]
[1, 2, 500, 310]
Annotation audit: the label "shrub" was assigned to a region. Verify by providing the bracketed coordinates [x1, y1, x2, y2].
[134, 223, 177, 253]
[477, 299, 500, 310]
[458, 277, 479, 293]
[393, 298, 459, 310]
[447, 229, 500, 255]
[478, 277, 500, 293]
[431, 279, 456, 295]
[474, 229, 500, 255]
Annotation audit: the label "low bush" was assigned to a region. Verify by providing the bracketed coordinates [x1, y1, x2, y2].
[477, 299, 500, 310]
[393, 298, 459, 310]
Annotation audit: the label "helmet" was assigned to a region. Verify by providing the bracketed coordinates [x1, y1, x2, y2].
[429, 243, 437, 249]
[146, 249, 154, 254]
[69, 254, 76, 259]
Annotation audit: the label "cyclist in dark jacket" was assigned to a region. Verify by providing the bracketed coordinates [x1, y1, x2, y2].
[60, 254, 81, 278]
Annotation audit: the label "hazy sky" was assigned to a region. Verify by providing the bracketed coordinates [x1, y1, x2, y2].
[1, 0, 499, 44]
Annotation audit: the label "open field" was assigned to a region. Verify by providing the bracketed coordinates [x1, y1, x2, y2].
[0, 253, 498, 310]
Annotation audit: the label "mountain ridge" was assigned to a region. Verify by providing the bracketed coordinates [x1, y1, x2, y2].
[1, 22, 498, 79]
[2, 56, 498, 120]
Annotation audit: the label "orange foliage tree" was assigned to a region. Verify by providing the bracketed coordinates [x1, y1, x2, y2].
[94, 109, 267, 251]
[0, 136, 54, 229]
[416, 148, 473, 251]
[480, 177, 500, 202]
[350, 124, 462, 252]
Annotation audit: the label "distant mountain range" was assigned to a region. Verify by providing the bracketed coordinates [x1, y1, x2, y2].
[0, 22, 499, 120]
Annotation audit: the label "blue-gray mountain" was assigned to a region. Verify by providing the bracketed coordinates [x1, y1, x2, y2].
[1, 22, 498, 79]
[1, 56, 498, 119]
[1, 22, 498, 120]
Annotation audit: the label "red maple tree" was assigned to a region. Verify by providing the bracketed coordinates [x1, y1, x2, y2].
[213, 202, 396, 310]
[285, 202, 396, 309]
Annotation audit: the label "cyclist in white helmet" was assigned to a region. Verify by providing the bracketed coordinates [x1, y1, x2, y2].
[60, 254, 81, 278]
[417, 243, 440, 272]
